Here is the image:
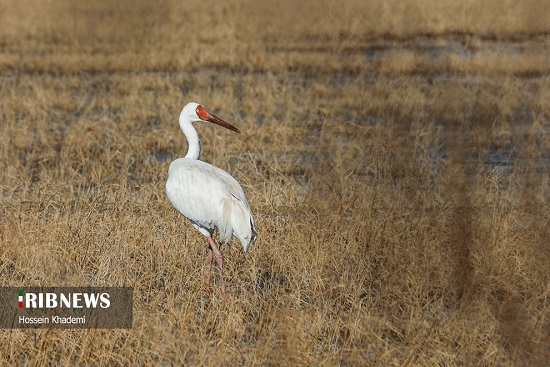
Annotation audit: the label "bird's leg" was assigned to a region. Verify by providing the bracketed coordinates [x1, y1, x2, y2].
[207, 236, 225, 293]
[204, 246, 213, 293]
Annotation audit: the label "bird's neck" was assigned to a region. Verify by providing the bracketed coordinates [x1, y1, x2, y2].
[180, 119, 201, 160]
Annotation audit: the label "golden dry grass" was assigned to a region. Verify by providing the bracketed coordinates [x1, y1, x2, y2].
[1, 0, 549, 365]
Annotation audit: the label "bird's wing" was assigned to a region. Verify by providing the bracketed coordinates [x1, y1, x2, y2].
[209, 164, 257, 246]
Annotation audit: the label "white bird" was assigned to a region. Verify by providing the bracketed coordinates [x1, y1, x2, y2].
[166, 102, 256, 291]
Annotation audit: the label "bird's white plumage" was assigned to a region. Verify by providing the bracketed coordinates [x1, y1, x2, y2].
[166, 158, 256, 250]
[165, 102, 256, 253]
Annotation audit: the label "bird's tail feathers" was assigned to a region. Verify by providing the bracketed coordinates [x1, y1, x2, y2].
[228, 198, 255, 252]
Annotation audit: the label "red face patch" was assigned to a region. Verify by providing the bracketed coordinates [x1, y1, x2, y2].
[196, 105, 208, 121]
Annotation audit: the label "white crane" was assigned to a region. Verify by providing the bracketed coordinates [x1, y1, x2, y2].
[165, 102, 256, 292]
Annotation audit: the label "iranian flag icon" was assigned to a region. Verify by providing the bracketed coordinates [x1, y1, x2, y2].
[18, 290, 23, 308]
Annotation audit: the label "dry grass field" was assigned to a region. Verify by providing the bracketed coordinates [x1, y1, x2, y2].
[1, 0, 549, 365]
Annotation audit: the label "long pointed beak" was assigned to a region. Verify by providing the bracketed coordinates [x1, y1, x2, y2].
[206, 113, 240, 133]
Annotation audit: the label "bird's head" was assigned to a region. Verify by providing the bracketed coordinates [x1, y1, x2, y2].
[180, 102, 240, 133]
